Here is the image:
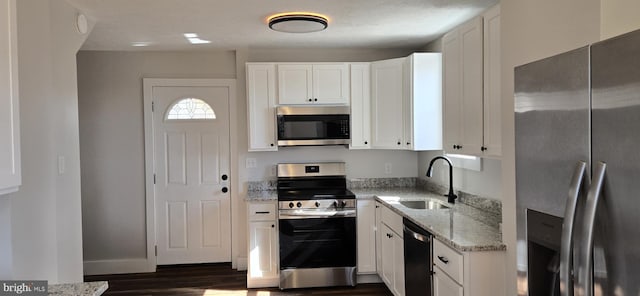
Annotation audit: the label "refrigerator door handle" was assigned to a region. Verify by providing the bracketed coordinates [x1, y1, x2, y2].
[578, 162, 606, 296]
[560, 161, 588, 296]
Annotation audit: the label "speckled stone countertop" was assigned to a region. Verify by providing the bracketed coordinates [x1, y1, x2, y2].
[246, 190, 277, 201]
[48, 281, 108, 296]
[353, 188, 505, 252]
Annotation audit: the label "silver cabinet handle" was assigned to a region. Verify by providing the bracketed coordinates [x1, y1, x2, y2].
[578, 162, 606, 296]
[561, 161, 588, 296]
[403, 225, 431, 243]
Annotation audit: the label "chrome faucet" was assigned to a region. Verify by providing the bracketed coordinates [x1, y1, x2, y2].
[426, 156, 457, 204]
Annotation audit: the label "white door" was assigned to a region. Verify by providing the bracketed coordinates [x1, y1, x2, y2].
[152, 83, 231, 265]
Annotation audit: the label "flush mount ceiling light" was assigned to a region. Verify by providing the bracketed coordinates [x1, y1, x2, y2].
[267, 12, 329, 33]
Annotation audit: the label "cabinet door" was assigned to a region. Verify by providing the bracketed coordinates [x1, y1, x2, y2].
[459, 17, 484, 155]
[350, 63, 371, 149]
[442, 30, 462, 153]
[247, 221, 278, 284]
[375, 202, 383, 277]
[434, 266, 463, 296]
[380, 224, 395, 289]
[246, 64, 277, 151]
[0, 0, 20, 195]
[277, 64, 313, 104]
[312, 64, 349, 104]
[371, 58, 404, 149]
[482, 5, 502, 157]
[357, 199, 376, 273]
[392, 233, 405, 296]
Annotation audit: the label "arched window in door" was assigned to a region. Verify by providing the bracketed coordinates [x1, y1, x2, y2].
[166, 98, 216, 120]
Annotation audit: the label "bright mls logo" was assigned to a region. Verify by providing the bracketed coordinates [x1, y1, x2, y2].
[0, 281, 47, 296]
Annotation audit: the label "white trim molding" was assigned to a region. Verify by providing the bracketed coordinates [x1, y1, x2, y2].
[83, 259, 152, 276]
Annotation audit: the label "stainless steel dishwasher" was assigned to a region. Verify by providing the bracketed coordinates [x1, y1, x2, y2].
[403, 217, 433, 296]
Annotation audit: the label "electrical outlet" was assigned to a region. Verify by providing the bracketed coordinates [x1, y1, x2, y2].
[384, 163, 392, 174]
[270, 166, 277, 176]
[245, 158, 257, 168]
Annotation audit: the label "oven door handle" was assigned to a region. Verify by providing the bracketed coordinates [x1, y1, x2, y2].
[279, 209, 356, 219]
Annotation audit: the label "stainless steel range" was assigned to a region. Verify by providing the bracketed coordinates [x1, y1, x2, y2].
[277, 162, 357, 290]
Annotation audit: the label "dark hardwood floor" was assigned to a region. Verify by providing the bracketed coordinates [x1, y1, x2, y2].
[85, 263, 393, 296]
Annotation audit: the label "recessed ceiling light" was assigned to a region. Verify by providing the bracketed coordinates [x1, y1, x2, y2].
[183, 33, 211, 44]
[267, 12, 329, 33]
[131, 42, 151, 47]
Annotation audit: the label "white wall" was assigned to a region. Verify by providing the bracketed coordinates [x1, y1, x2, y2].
[0, 198, 11, 278]
[4, 0, 90, 284]
[501, 1, 600, 295]
[601, 0, 640, 39]
[77, 51, 236, 271]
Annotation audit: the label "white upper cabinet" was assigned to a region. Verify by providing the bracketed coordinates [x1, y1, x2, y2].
[349, 63, 371, 149]
[404, 53, 443, 151]
[371, 58, 405, 149]
[443, 16, 484, 156]
[372, 54, 443, 151]
[277, 63, 349, 105]
[482, 5, 502, 157]
[0, 0, 20, 195]
[443, 5, 501, 157]
[246, 63, 277, 151]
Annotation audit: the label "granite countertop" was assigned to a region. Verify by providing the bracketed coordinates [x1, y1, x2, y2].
[246, 190, 277, 201]
[352, 188, 505, 252]
[48, 281, 108, 296]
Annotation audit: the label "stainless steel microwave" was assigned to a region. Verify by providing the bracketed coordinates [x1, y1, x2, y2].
[276, 106, 350, 147]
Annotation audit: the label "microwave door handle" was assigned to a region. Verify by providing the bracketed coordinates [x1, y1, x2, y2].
[560, 161, 588, 296]
[577, 162, 606, 296]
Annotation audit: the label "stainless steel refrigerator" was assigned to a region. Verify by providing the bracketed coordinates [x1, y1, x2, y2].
[515, 29, 640, 296]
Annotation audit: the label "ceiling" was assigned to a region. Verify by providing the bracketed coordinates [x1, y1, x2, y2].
[67, 0, 498, 51]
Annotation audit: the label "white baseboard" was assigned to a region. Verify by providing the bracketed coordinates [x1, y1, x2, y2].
[236, 257, 248, 271]
[84, 258, 154, 276]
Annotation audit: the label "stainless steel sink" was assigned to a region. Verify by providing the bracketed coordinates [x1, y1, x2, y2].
[400, 199, 450, 210]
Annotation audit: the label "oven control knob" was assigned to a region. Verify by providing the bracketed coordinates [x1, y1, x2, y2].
[333, 201, 338, 207]
[296, 202, 302, 208]
[340, 201, 347, 207]
[289, 202, 294, 209]
[315, 202, 320, 207]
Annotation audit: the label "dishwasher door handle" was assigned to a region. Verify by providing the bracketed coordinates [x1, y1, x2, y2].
[404, 225, 431, 243]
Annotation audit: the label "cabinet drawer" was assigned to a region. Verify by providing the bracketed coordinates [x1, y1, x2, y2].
[434, 239, 464, 284]
[434, 266, 464, 296]
[381, 204, 403, 236]
[248, 203, 276, 221]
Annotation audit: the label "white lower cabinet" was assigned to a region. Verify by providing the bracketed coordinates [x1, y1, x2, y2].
[247, 201, 278, 288]
[378, 204, 405, 296]
[434, 266, 464, 296]
[433, 238, 505, 296]
[357, 199, 377, 273]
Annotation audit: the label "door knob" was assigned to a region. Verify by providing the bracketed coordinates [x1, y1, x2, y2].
[222, 187, 228, 193]
[221, 174, 228, 181]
